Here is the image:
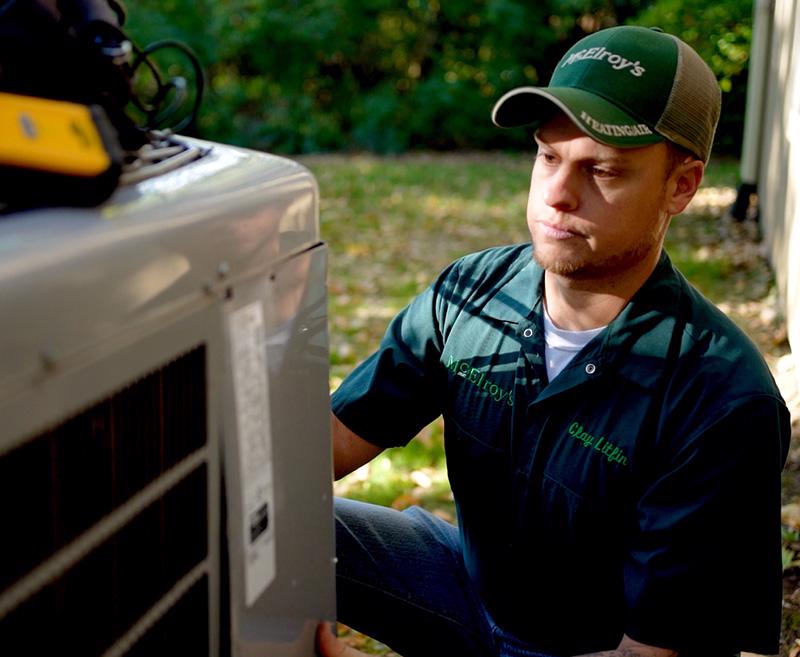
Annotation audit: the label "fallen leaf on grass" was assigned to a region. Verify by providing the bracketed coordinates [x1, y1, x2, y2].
[390, 493, 421, 510]
[783, 503, 800, 530]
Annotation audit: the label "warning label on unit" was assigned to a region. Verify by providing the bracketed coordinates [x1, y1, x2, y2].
[229, 301, 276, 606]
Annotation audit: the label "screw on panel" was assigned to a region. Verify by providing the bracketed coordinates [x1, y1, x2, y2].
[40, 348, 57, 372]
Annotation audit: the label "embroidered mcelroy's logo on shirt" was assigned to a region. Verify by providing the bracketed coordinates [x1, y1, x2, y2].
[567, 420, 629, 466]
[446, 356, 514, 407]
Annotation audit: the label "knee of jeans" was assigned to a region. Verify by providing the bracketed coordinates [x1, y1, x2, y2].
[333, 497, 393, 553]
[333, 496, 381, 532]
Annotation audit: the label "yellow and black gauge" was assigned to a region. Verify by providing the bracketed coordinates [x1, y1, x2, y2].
[0, 92, 123, 208]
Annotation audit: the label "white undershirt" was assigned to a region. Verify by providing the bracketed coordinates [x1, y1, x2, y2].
[543, 306, 607, 381]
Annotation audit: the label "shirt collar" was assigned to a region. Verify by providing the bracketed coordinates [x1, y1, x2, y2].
[482, 251, 544, 324]
[481, 248, 686, 390]
[601, 251, 686, 388]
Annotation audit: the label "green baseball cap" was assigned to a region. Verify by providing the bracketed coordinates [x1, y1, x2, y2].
[491, 26, 721, 162]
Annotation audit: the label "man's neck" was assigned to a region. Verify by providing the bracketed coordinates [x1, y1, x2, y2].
[543, 253, 660, 331]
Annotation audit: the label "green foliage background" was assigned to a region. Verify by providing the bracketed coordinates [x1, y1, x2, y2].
[124, 0, 753, 156]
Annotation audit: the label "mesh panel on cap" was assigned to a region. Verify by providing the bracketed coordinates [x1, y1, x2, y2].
[655, 37, 721, 162]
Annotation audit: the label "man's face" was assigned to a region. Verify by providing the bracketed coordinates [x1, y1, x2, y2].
[527, 113, 674, 281]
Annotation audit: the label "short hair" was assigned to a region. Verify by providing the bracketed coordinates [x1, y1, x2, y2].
[665, 141, 698, 178]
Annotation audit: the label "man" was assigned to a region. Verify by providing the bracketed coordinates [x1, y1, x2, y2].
[320, 25, 791, 657]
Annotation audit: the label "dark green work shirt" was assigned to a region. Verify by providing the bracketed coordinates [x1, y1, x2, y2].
[332, 244, 790, 656]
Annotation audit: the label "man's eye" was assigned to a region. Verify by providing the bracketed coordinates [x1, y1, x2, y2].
[538, 152, 557, 164]
[590, 166, 615, 178]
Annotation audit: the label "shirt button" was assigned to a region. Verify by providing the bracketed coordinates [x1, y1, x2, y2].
[522, 328, 533, 338]
[585, 363, 597, 374]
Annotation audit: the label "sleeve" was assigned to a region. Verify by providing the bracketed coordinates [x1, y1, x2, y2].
[623, 394, 790, 655]
[330, 261, 457, 448]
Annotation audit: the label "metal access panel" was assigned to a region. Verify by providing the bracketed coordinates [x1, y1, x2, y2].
[0, 139, 336, 656]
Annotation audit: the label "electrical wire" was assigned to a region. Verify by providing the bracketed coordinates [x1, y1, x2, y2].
[129, 38, 205, 134]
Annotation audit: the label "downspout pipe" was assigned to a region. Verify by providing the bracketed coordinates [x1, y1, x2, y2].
[730, 0, 774, 221]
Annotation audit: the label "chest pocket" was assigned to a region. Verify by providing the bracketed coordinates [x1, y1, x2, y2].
[510, 385, 658, 585]
[442, 357, 515, 449]
[441, 356, 517, 529]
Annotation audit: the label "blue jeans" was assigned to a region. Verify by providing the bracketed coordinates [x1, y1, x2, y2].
[334, 497, 556, 657]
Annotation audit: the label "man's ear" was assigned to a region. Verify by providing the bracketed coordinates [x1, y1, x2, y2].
[666, 160, 704, 216]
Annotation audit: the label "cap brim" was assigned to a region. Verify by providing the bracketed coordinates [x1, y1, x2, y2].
[491, 86, 664, 149]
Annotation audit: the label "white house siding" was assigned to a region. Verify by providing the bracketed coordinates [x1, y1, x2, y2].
[760, 0, 800, 371]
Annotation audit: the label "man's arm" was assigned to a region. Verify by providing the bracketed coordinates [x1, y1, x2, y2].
[331, 412, 384, 480]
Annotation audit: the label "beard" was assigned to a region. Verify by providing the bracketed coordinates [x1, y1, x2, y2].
[531, 223, 665, 281]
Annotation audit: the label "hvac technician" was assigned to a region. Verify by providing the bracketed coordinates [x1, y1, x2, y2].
[320, 25, 791, 657]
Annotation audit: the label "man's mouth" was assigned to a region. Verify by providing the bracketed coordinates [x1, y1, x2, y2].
[539, 221, 579, 240]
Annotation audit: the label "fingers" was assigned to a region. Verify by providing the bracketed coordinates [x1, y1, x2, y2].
[316, 622, 369, 657]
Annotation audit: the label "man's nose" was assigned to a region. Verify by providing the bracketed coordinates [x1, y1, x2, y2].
[542, 166, 579, 211]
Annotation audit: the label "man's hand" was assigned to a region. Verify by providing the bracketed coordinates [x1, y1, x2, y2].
[315, 625, 676, 657]
[316, 623, 372, 657]
[576, 634, 677, 657]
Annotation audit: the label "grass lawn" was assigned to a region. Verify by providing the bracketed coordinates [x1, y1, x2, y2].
[298, 152, 793, 655]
